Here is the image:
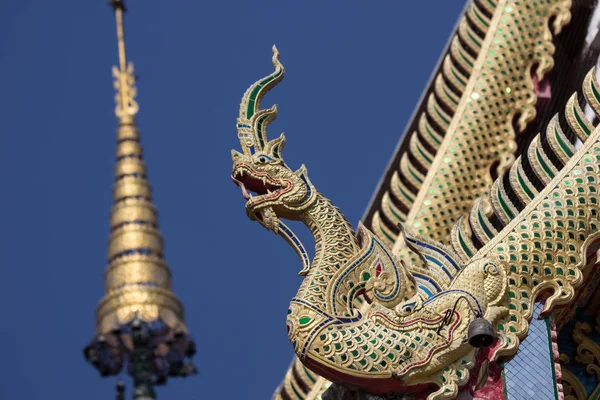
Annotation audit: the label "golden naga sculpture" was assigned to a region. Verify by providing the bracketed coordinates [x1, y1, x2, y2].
[274, 1, 574, 396]
[230, 48, 600, 399]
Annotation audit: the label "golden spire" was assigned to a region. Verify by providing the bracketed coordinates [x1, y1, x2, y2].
[84, 0, 195, 383]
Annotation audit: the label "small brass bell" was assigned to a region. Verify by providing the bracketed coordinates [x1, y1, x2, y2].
[468, 317, 495, 348]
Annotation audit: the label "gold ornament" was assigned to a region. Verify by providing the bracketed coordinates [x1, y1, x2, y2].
[231, 38, 600, 399]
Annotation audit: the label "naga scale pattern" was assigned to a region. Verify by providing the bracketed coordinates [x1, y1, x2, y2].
[221, 2, 600, 400]
[450, 69, 600, 347]
[372, 0, 571, 252]
[390, 0, 572, 307]
[450, 71, 598, 260]
[231, 43, 600, 398]
[276, 0, 574, 396]
[275, 1, 574, 396]
[402, 0, 572, 242]
[371, 0, 498, 248]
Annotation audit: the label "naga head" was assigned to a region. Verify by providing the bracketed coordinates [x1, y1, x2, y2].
[231, 46, 317, 233]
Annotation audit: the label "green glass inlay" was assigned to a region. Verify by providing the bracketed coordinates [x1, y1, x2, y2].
[434, 104, 450, 125]
[573, 106, 592, 135]
[246, 71, 282, 119]
[478, 211, 494, 239]
[303, 366, 316, 383]
[442, 87, 458, 105]
[256, 116, 268, 149]
[417, 145, 432, 164]
[247, 98, 256, 117]
[536, 148, 554, 178]
[291, 381, 303, 399]
[380, 225, 395, 243]
[467, 30, 481, 48]
[458, 47, 474, 68]
[299, 317, 312, 325]
[555, 127, 573, 157]
[389, 204, 405, 222]
[398, 185, 414, 203]
[472, 6, 489, 27]
[458, 230, 474, 258]
[497, 188, 515, 219]
[517, 171, 534, 199]
[424, 123, 441, 145]
[591, 79, 600, 105]
[451, 67, 466, 87]
[407, 164, 423, 184]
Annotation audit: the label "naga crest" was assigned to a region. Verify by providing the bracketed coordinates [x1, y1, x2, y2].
[231, 46, 317, 273]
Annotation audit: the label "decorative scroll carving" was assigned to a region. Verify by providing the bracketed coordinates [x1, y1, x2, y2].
[560, 354, 588, 400]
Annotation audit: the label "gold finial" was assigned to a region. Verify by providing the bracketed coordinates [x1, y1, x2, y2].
[111, 0, 139, 120]
[84, 0, 195, 384]
[91, 0, 189, 345]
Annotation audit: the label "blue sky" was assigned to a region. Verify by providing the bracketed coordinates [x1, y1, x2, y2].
[0, 1, 465, 398]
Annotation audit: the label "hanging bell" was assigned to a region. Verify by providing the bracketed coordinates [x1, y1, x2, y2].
[468, 317, 495, 348]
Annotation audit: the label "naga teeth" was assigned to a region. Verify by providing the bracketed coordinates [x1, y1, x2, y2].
[267, 189, 272, 194]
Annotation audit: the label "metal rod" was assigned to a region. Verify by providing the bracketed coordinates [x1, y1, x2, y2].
[132, 319, 156, 400]
[111, 0, 130, 117]
[116, 381, 126, 400]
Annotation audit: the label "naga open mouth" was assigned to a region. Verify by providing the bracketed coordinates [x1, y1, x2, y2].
[231, 164, 286, 204]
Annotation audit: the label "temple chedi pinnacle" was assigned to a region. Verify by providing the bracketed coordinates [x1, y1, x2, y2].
[84, 1, 196, 398]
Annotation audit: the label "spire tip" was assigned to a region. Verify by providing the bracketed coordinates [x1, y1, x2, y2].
[109, 0, 126, 12]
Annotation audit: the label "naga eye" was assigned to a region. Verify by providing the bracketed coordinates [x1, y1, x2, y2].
[258, 155, 272, 163]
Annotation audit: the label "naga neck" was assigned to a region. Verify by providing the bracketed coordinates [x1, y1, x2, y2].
[301, 194, 358, 269]
[294, 193, 359, 310]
